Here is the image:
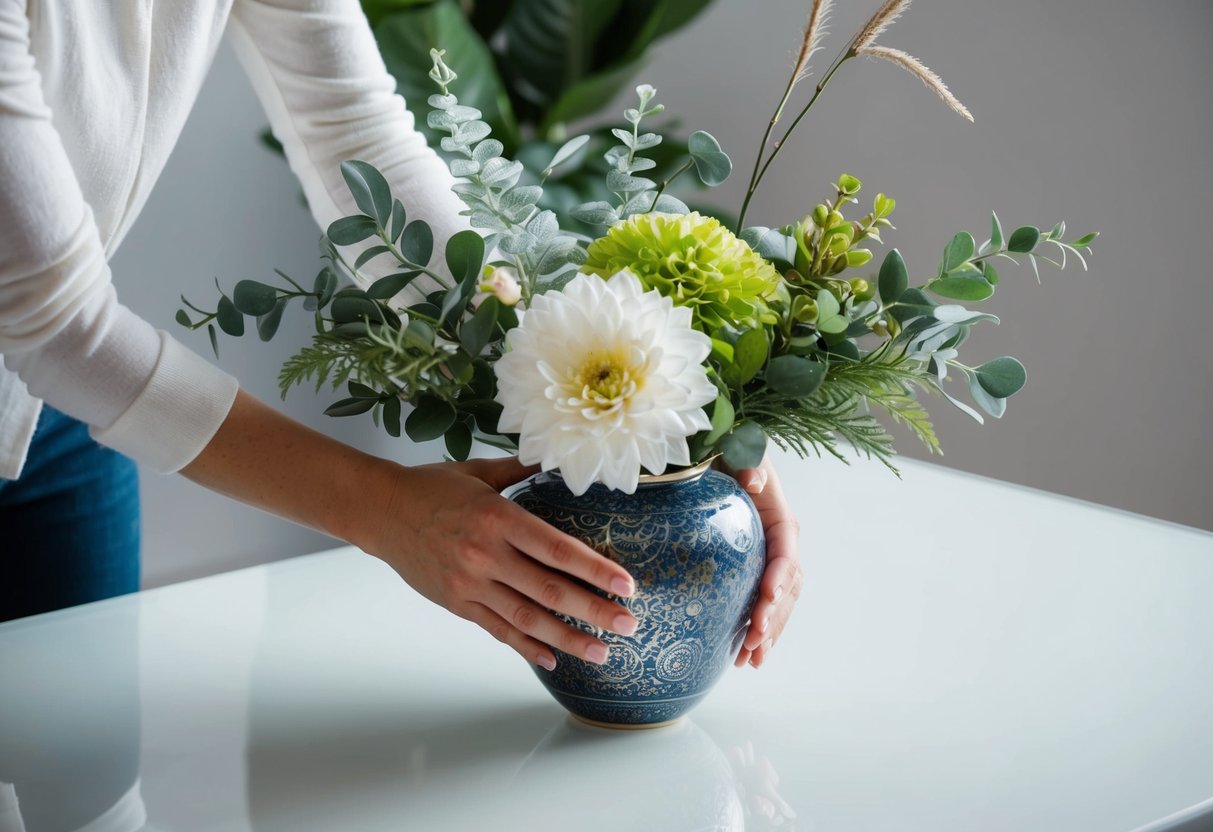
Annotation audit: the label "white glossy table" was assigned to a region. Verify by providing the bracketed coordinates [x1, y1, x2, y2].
[2, 453, 1212, 832]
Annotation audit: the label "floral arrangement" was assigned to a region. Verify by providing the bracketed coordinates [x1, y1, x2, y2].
[180, 0, 1096, 495]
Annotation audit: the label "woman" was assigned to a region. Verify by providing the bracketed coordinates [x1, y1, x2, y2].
[0, 0, 801, 670]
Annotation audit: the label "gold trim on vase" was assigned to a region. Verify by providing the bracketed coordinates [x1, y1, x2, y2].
[636, 455, 720, 486]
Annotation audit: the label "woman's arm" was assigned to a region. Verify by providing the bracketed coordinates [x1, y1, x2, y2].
[183, 389, 638, 670]
[0, 0, 238, 472]
[227, 0, 470, 291]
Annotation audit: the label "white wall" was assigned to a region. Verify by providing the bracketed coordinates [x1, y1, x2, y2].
[116, 0, 1213, 587]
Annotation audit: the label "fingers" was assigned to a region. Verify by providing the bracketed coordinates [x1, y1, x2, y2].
[743, 550, 799, 651]
[747, 563, 803, 668]
[482, 582, 612, 665]
[496, 553, 638, 637]
[503, 505, 635, 598]
[464, 602, 557, 670]
[463, 456, 541, 491]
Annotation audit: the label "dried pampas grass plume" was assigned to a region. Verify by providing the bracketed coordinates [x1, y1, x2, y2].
[852, 0, 911, 52]
[857, 45, 975, 121]
[791, 0, 834, 85]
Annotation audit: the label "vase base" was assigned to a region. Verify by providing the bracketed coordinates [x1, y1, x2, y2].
[570, 713, 686, 731]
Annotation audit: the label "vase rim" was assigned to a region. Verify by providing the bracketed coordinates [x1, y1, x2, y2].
[636, 454, 719, 485]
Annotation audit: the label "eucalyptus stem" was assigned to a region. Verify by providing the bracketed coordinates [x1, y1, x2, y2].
[649, 158, 696, 212]
[378, 232, 453, 291]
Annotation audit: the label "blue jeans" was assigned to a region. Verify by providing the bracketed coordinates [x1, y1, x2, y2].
[0, 406, 140, 622]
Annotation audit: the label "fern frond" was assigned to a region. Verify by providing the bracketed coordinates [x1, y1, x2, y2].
[278, 329, 455, 403]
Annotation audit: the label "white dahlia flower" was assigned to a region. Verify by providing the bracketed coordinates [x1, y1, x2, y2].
[495, 271, 716, 495]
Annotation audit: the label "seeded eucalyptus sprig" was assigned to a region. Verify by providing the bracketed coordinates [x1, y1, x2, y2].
[570, 85, 732, 228]
[427, 48, 586, 300]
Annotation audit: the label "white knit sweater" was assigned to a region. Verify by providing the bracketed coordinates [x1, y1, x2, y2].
[0, 0, 468, 478]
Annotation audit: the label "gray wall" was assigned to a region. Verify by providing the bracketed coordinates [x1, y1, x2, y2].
[116, 0, 1212, 587]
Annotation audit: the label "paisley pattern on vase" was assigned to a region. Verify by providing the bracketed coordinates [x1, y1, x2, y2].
[506, 468, 765, 727]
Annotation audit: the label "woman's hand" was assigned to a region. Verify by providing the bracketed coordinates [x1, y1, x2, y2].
[360, 456, 639, 672]
[729, 457, 803, 669]
[182, 391, 636, 672]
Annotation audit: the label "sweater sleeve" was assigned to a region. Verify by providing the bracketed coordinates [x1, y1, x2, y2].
[0, 1, 238, 474]
[227, 0, 470, 292]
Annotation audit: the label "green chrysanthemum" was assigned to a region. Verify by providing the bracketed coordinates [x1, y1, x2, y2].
[582, 212, 781, 331]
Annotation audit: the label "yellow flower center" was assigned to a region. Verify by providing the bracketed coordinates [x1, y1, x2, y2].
[567, 351, 641, 416]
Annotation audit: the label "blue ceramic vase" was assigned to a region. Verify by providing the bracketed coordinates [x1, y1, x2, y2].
[505, 461, 765, 728]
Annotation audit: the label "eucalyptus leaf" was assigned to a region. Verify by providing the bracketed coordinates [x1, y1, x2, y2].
[724, 327, 768, 388]
[257, 298, 288, 342]
[327, 215, 378, 246]
[703, 394, 735, 445]
[461, 297, 499, 357]
[968, 374, 1007, 419]
[545, 134, 591, 175]
[400, 221, 434, 267]
[444, 419, 473, 460]
[389, 199, 407, 244]
[355, 245, 392, 270]
[383, 395, 402, 439]
[207, 323, 219, 358]
[878, 249, 908, 304]
[930, 275, 994, 301]
[445, 229, 486, 285]
[406, 396, 457, 441]
[367, 271, 422, 299]
[687, 130, 732, 186]
[975, 356, 1027, 398]
[232, 280, 279, 317]
[324, 396, 377, 418]
[942, 231, 976, 273]
[1008, 226, 1041, 253]
[765, 355, 826, 398]
[341, 160, 393, 228]
[175, 309, 191, 328]
[216, 295, 244, 337]
[720, 421, 767, 470]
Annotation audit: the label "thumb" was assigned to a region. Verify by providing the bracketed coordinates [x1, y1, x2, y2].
[466, 456, 541, 491]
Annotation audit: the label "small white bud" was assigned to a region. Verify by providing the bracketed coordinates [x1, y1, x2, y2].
[479, 265, 522, 306]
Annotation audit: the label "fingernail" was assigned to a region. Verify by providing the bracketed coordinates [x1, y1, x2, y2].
[610, 577, 634, 597]
[586, 643, 609, 664]
[613, 613, 638, 636]
[773, 585, 784, 603]
[537, 654, 556, 671]
[760, 618, 770, 634]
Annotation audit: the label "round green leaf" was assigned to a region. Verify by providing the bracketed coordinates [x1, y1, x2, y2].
[383, 396, 402, 438]
[331, 295, 384, 325]
[445, 229, 486, 286]
[324, 396, 377, 418]
[444, 420, 473, 461]
[687, 130, 732, 187]
[367, 271, 422, 300]
[340, 160, 393, 228]
[389, 199, 407, 244]
[703, 394, 736, 446]
[1007, 226, 1040, 253]
[313, 268, 338, 308]
[943, 231, 975, 273]
[975, 356, 1026, 398]
[175, 309, 191, 328]
[256, 298, 288, 342]
[765, 355, 826, 398]
[233, 280, 279, 316]
[720, 421, 767, 471]
[327, 215, 378, 246]
[406, 396, 457, 442]
[930, 275, 995, 301]
[878, 248, 908, 304]
[216, 295, 244, 337]
[400, 220, 434, 267]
